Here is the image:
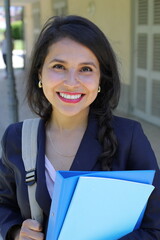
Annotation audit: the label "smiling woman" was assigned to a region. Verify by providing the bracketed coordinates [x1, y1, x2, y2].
[0, 15, 160, 240]
[39, 37, 100, 118]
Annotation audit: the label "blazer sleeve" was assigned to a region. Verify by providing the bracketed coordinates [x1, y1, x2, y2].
[0, 125, 23, 239]
[118, 121, 160, 239]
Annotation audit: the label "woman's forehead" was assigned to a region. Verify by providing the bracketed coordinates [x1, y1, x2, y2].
[44, 37, 99, 65]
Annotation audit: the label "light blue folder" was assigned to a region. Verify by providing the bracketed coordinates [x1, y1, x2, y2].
[46, 170, 155, 240]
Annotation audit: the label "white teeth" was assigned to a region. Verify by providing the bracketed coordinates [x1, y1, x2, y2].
[59, 93, 82, 99]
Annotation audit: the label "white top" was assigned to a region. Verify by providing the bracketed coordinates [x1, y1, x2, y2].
[45, 156, 56, 198]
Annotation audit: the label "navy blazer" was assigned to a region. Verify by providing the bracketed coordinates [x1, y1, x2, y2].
[0, 115, 160, 239]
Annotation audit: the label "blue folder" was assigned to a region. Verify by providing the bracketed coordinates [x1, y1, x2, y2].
[46, 170, 155, 240]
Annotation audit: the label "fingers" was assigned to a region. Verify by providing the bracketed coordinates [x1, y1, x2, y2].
[22, 219, 43, 231]
[18, 219, 44, 240]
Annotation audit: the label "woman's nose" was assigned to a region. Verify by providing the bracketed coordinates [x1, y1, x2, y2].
[64, 69, 80, 87]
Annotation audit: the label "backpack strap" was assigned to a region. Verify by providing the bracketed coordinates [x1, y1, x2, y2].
[22, 118, 43, 224]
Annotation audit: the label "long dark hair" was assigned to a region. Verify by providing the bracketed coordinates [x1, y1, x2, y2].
[26, 15, 121, 170]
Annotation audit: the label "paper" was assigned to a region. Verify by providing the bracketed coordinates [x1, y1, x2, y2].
[46, 170, 155, 240]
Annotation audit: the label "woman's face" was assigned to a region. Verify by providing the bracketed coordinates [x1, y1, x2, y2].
[40, 37, 100, 118]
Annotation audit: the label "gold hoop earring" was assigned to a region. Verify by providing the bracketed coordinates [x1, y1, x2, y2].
[98, 86, 101, 93]
[38, 80, 42, 88]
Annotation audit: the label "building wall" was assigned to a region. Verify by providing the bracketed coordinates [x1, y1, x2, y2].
[24, 4, 34, 59]
[24, 0, 53, 66]
[40, 0, 53, 25]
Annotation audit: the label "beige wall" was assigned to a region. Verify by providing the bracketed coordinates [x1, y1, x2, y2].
[24, 4, 34, 58]
[40, 0, 53, 25]
[24, 0, 53, 65]
[68, 0, 132, 86]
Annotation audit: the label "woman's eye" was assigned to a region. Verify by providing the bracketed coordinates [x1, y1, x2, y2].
[80, 66, 92, 72]
[53, 64, 65, 70]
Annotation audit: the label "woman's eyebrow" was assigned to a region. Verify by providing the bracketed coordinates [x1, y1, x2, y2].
[80, 62, 98, 68]
[49, 58, 66, 64]
[49, 59, 98, 68]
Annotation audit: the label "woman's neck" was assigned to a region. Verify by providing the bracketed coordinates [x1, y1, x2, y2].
[49, 109, 89, 133]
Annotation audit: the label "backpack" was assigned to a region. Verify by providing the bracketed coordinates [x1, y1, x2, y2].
[22, 118, 43, 224]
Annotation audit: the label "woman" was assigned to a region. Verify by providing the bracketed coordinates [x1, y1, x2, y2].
[0, 31, 14, 78]
[0, 15, 160, 239]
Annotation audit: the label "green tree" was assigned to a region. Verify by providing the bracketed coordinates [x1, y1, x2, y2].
[11, 20, 23, 40]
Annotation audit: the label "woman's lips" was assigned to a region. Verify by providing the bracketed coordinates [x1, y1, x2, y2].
[57, 92, 85, 103]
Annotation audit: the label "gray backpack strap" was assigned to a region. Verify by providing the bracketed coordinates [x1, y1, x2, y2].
[22, 118, 43, 224]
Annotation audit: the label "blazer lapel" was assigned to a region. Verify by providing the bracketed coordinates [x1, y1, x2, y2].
[70, 115, 102, 171]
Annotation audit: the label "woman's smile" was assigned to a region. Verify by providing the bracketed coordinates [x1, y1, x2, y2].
[57, 92, 85, 103]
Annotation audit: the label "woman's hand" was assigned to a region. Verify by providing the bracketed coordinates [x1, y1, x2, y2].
[14, 219, 44, 240]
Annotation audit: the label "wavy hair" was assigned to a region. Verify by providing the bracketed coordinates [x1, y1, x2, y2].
[26, 15, 121, 170]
